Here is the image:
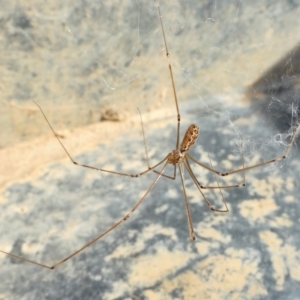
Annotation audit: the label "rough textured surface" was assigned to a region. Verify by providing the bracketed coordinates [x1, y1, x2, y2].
[1, 1, 300, 299]
[1, 97, 300, 299]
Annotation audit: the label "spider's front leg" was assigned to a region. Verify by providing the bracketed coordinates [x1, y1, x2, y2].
[34, 100, 169, 179]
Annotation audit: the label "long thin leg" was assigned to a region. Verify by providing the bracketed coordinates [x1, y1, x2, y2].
[153, 163, 176, 180]
[138, 107, 150, 169]
[137, 8, 181, 181]
[206, 154, 229, 212]
[184, 160, 228, 212]
[0, 158, 170, 269]
[158, 7, 181, 151]
[34, 100, 165, 179]
[138, 107, 177, 180]
[185, 157, 245, 189]
[178, 163, 196, 241]
[188, 150, 246, 190]
[186, 122, 300, 177]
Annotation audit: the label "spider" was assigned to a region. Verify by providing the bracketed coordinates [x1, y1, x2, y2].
[1, 6, 300, 270]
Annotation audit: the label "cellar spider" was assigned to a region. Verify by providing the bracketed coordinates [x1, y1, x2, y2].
[1, 7, 300, 270]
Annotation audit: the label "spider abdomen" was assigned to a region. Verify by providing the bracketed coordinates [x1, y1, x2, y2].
[180, 124, 200, 152]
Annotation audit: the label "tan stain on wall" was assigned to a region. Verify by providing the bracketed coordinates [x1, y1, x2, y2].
[239, 198, 279, 224]
[106, 224, 178, 261]
[259, 231, 300, 290]
[154, 249, 268, 299]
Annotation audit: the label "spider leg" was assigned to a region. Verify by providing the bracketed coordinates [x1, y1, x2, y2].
[187, 153, 228, 176]
[178, 163, 196, 241]
[158, 6, 181, 151]
[153, 163, 176, 180]
[138, 107, 150, 170]
[187, 122, 300, 177]
[186, 152, 246, 190]
[34, 100, 166, 178]
[219, 122, 300, 176]
[184, 159, 229, 212]
[157, 7, 181, 180]
[138, 107, 177, 180]
[0, 158, 170, 269]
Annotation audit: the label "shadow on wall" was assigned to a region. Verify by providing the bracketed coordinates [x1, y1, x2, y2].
[247, 42, 300, 133]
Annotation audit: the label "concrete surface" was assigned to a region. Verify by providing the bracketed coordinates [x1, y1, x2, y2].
[1, 97, 300, 299]
[1, 1, 300, 299]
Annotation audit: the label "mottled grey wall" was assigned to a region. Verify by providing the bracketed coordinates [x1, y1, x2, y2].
[1, 0, 300, 147]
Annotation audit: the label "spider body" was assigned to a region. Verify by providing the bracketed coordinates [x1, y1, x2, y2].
[168, 124, 200, 165]
[180, 124, 200, 153]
